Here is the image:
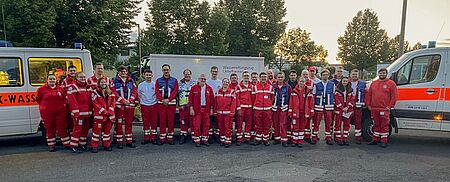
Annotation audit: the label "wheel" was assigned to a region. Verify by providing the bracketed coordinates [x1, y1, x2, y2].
[361, 115, 374, 142]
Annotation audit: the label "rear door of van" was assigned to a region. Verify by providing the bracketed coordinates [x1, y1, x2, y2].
[0, 50, 33, 136]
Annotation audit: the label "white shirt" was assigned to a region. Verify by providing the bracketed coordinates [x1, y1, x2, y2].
[207, 79, 222, 95]
[138, 81, 157, 106]
[201, 85, 206, 106]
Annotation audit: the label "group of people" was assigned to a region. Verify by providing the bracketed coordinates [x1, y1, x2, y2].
[36, 62, 398, 153]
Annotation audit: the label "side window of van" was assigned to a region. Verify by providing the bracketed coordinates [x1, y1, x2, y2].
[396, 55, 441, 85]
[28, 58, 82, 86]
[0, 58, 23, 87]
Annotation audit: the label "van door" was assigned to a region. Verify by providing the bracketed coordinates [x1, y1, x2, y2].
[438, 51, 449, 131]
[0, 55, 32, 136]
[394, 53, 444, 130]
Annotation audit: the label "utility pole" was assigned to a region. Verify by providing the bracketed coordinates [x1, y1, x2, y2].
[137, 24, 142, 78]
[2, 6, 7, 47]
[398, 0, 408, 57]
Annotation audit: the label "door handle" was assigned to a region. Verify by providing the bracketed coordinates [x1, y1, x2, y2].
[425, 88, 437, 94]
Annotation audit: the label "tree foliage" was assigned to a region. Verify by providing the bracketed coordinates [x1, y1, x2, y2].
[337, 9, 389, 71]
[274, 28, 328, 70]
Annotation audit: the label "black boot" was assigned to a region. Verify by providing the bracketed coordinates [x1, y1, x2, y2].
[282, 142, 288, 147]
[291, 143, 297, 147]
[368, 140, 379, 145]
[208, 136, 214, 144]
[179, 135, 186, 144]
[297, 144, 303, 148]
[355, 140, 362, 145]
[326, 140, 334, 145]
[91, 147, 98, 153]
[236, 141, 242, 146]
[310, 139, 317, 145]
[337, 141, 344, 146]
[168, 140, 174, 145]
[71, 147, 82, 153]
[344, 140, 350, 146]
[117, 144, 124, 149]
[126, 143, 136, 148]
[305, 138, 312, 144]
[264, 141, 271, 146]
[380, 142, 388, 148]
[141, 140, 151, 145]
[273, 140, 281, 145]
[80, 145, 88, 151]
[48, 146, 56, 152]
[104, 147, 112, 151]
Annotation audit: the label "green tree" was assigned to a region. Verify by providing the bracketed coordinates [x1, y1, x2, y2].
[386, 34, 410, 62]
[202, 1, 230, 55]
[411, 42, 422, 51]
[337, 9, 389, 72]
[274, 28, 328, 71]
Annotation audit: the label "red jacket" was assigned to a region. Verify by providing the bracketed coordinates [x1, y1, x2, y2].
[366, 79, 398, 111]
[67, 81, 93, 118]
[215, 87, 237, 115]
[334, 87, 355, 113]
[305, 79, 314, 90]
[288, 85, 314, 118]
[87, 75, 112, 90]
[60, 76, 75, 92]
[36, 84, 66, 114]
[236, 81, 253, 110]
[189, 84, 215, 113]
[92, 88, 116, 123]
[252, 82, 274, 111]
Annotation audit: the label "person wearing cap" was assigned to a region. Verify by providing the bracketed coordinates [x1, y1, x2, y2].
[312, 69, 336, 145]
[308, 66, 321, 84]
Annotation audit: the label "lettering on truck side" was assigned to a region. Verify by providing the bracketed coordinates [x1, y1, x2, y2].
[0, 92, 37, 106]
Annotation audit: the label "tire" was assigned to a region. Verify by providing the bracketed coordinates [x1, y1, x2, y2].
[361, 115, 374, 142]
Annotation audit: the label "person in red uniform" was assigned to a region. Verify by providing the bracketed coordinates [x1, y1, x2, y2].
[334, 76, 355, 146]
[61, 65, 77, 133]
[87, 63, 111, 90]
[272, 72, 292, 147]
[303, 68, 316, 143]
[215, 78, 237, 148]
[67, 72, 93, 153]
[236, 71, 254, 145]
[36, 75, 70, 152]
[288, 77, 314, 147]
[189, 74, 215, 147]
[112, 66, 137, 149]
[366, 68, 398, 148]
[350, 69, 366, 144]
[155, 64, 178, 145]
[312, 69, 336, 145]
[229, 73, 241, 144]
[90, 77, 116, 153]
[252, 72, 275, 146]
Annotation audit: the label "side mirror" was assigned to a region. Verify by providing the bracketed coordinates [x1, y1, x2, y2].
[391, 71, 398, 83]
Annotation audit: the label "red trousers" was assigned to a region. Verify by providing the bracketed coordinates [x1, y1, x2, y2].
[313, 110, 333, 141]
[90, 121, 112, 148]
[114, 107, 135, 144]
[371, 110, 390, 143]
[273, 109, 288, 142]
[218, 114, 233, 145]
[254, 110, 272, 142]
[158, 104, 176, 142]
[179, 107, 191, 136]
[41, 111, 70, 148]
[241, 108, 253, 142]
[70, 116, 92, 147]
[234, 113, 242, 142]
[192, 108, 210, 144]
[334, 111, 351, 142]
[141, 105, 158, 141]
[353, 107, 363, 141]
[291, 112, 307, 145]
[304, 117, 312, 140]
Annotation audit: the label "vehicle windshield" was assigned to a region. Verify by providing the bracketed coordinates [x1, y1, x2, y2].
[371, 53, 409, 81]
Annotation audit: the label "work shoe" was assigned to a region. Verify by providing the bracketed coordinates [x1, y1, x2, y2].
[141, 140, 151, 145]
[80, 145, 88, 151]
[291, 143, 297, 147]
[71, 147, 82, 153]
[91, 148, 98, 153]
[305, 138, 312, 144]
[264, 141, 271, 146]
[282, 142, 288, 147]
[179, 135, 186, 144]
[168, 141, 174, 145]
[151, 139, 157, 145]
[117, 144, 124, 149]
[310, 140, 317, 145]
[244, 140, 251, 145]
[208, 137, 214, 144]
[273, 140, 281, 145]
[337, 141, 344, 146]
[236, 142, 242, 146]
[380, 142, 388, 148]
[367, 140, 379, 145]
[156, 140, 165, 145]
[195, 143, 201, 147]
[326, 140, 334, 145]
[126, 143, 136, 148]
[297, 144, 303, 148]
[343, 140, 350, 146]
[203, 142, 210, 147]
[355, 140, 362, 145]
[49, 146, 56, 152]
[255, 141, 262, 145]
[224, 144, 230, 148]
[104, 147, 112, 151]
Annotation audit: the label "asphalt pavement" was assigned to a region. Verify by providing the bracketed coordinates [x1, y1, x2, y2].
[0, 126, 449, 182]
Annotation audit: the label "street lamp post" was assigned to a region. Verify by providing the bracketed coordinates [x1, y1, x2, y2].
[398, 0, 408, 57]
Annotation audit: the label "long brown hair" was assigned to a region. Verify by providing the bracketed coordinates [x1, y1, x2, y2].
[97, 77, 112, 96]
[337, 77, 352, 94]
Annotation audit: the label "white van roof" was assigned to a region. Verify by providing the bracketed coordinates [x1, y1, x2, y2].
[0, 47, 90, 53]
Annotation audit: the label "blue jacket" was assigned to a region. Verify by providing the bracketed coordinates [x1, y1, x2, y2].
[314, 80, 335, 111]
[156, 76, 178, 105]
[272, 82, 290, 112]
[353, 80, 366, 108]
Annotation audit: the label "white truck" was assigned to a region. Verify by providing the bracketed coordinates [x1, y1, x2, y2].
[361, 47, 449, 141]
[143, 54, 266, 80]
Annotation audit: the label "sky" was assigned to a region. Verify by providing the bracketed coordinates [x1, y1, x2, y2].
[134, 0, 450, 64]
